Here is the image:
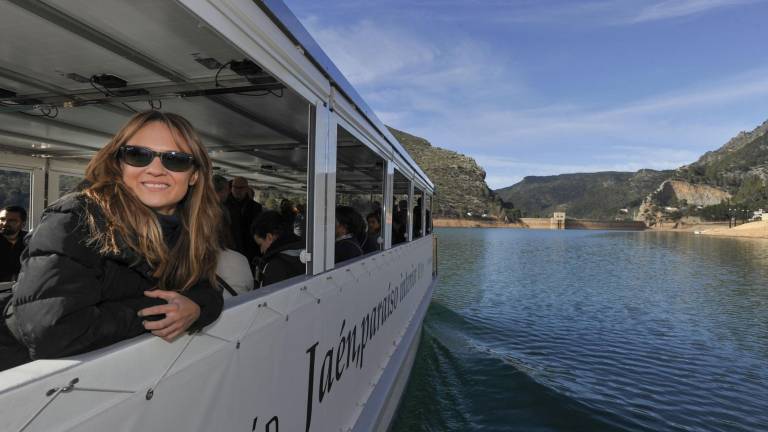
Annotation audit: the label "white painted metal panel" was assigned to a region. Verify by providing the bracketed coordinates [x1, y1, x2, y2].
[0, 238, 435, 432]
[177, 0, 331, 104]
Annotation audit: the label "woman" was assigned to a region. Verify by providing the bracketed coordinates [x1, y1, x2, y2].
[251, 211, 304, 288]
[335, 206, 364, 264]
[0, 111, 223, 371]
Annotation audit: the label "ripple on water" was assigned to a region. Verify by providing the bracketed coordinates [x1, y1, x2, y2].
[392, 229, 768, 432]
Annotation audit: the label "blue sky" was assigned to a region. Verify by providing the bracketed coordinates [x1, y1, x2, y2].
[283, 0, 768, 189]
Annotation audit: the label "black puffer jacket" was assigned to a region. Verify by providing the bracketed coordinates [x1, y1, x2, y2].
[253, 233, 304, 288]
[0, 193, 223, 371]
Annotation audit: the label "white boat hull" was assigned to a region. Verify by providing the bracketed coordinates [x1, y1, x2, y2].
[1, 238, 435, 432]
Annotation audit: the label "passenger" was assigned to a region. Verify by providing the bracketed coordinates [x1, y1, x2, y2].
[0, 111, 224, 372]
[280, 198, 297, 229]
[362, 211, 381, 254]
[225, 176, 262, 262]
[216, 248, 254, 296]
[413, 198, 423, 238]
[212, 174, 231, 203]
[250, 211, 304, 288]
[212, 174, 234, 249]
[335, 206, 364, 263]
[393, 199, 407, 245]
[213, 174, 252, 295]
[0, 206, 28, 282]
[293, 203, 306, 238]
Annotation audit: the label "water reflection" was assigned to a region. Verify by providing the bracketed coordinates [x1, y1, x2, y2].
[394, 228, 768, 432]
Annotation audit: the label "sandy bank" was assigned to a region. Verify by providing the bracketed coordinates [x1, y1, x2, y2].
[433, 218, 523, 228]
[698, 220, 768, 239]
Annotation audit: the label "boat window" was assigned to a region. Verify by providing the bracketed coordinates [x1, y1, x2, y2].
[0, 0, 317, 290]
[48, 161, 88, 205]
[425, 193, 433, 235]
[0, 167, 32, 231]
[414, 187, 425, 239]
[57, 174, 82, 197]
[392, 169, 411, 245]
[335, 126, 385, 262]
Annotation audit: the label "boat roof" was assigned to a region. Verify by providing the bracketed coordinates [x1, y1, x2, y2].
[0, 0, 433, 192]
[256, 0, 433, 189]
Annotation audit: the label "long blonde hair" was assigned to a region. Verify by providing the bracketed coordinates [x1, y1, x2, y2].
[83, 110, 221, 291]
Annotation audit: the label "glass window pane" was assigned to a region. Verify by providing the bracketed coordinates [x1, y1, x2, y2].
[335, 126, 385, 263]
[392, 170, 410, 245]
[58, 174, 84, 197]
[0, 168, 32, 230]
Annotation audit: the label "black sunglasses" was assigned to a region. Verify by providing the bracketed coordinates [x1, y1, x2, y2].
[117, 145, 196, 172]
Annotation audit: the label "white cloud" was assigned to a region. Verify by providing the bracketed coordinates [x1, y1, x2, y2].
[296, 12, 768, 191]
[302, 17, 439, 86]
[490, 0, 763, 26]
[628, 0, 760, 23]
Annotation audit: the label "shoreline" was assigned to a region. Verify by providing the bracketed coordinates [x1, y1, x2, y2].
[433, 218, 768, 239]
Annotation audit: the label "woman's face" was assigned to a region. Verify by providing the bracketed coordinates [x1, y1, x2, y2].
[121, 122, 198, 215]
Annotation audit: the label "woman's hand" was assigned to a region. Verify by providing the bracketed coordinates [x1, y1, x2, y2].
[138, 290, 201, 342]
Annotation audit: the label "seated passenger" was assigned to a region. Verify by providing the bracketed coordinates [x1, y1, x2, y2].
[293, 203, 306, 238]
[362, 211, 381, 254]
[393, 200, 408, 245]
[0, 111, 224, 372]
[413, 198, 423, 238]
[0, 206, 28, 282]
[216, 248, 254, 296]
[251, 211, 304, 288]
[335, 206, 364, 263]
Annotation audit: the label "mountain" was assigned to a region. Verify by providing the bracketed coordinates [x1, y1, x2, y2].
[495, 170, 673, 219]
[389, 127, 507, 219]
[495, 119, 768, 221]
[676, 120, 768, 207]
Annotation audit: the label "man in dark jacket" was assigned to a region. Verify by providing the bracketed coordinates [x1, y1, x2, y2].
[225, 176, 262, 262]
[335, 206, 364, 264]
[251, 211, 304, 287]
[0, 194, 223, 371]
[0, 206, 28, 282]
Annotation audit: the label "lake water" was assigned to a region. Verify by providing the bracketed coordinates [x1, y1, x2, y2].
[391, 228, 768, 432]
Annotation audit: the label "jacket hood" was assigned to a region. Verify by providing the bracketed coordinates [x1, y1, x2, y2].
[263, 232, 303, 261]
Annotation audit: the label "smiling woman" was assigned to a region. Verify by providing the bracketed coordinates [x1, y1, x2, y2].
[0, 111, 224, 371]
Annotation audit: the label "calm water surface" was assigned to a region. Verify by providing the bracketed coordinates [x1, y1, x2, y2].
[391, 228, 768, 432]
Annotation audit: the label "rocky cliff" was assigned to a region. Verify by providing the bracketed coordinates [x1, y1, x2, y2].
[676, 120, 768, 206]
[389, 127, 507, 219]
[636, 180, 731, 221]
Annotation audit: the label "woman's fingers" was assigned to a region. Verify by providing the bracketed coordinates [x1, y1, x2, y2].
[142, 315, 176, 331]
[140, 293, 200, 341]
[151, 322, 184, 340]
[138, 303, 178, 318]
[143, 290, 179, 301]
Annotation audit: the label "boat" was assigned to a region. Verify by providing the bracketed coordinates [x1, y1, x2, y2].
[0, 1, 437, 431]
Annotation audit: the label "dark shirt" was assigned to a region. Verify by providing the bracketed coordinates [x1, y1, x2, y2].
[0, 231, 27, 282]
[253, 233, 304, 288]
[335, 235, 363, 264]
[362, 232, 380, 254]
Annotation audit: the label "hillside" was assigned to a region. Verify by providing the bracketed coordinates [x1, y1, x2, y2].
[389, 127, 507, 219]
[496, 119, 768, 220]
[676, 120, 768, 208]
[495, 170, 673, 219]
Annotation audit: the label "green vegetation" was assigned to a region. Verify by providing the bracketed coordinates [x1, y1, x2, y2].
[389, 127, 515, 220]
[495, 170, 673, 219]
